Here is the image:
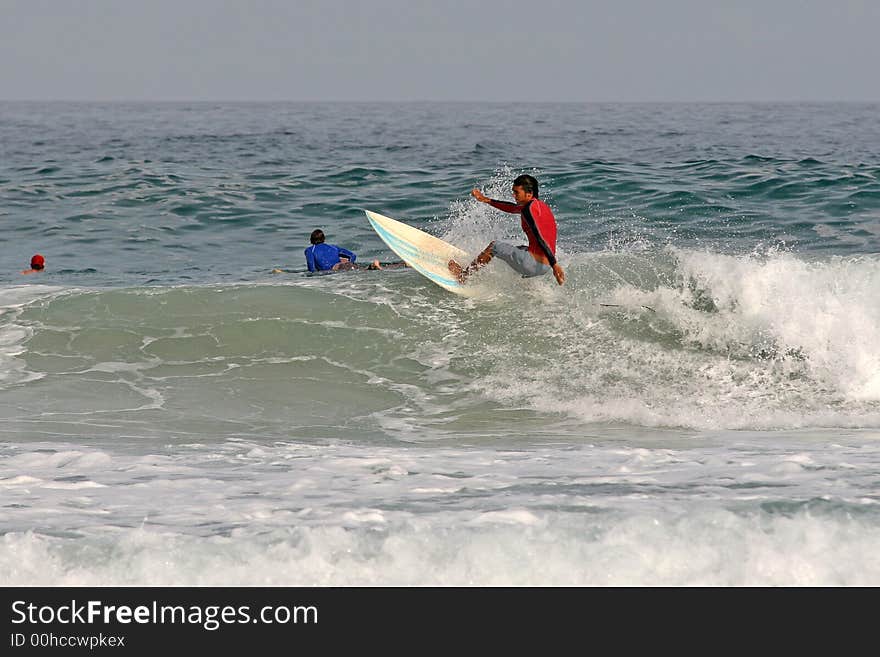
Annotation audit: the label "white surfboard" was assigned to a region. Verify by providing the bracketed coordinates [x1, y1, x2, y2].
[365, 210, 482, 297]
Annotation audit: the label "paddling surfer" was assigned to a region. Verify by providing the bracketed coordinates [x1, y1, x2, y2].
[303, 229, 364, 272]
[268, 229, 407, 273]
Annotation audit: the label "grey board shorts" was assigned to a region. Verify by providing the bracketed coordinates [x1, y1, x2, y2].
[492, 242, 551, 278]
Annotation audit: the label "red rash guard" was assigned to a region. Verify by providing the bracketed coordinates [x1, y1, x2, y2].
[487, 198, 558, 266]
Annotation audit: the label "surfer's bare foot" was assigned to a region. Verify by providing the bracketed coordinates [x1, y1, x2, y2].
[368, 260, 382, 270]
[448, 260, 466, 284]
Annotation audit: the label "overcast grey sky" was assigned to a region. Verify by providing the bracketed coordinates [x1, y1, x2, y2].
[2, 0, 878, 102]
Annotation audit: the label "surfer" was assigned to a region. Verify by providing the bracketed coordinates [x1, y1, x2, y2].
[21, 254, 45, 275]
[448, 175, 565, 286]
[304, 229, 362, 272]
[290, 229, 405, 274]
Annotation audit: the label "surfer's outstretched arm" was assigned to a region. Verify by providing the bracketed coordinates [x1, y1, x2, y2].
[473, 188, 521, 213]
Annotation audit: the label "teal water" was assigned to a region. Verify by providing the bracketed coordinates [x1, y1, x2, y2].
[2, 102, 879, 286]
[1, 102, 879, 585]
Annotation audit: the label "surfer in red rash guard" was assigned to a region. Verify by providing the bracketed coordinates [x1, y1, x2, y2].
[448, 174, 565, 286]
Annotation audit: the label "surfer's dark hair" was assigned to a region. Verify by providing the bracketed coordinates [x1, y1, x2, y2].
[310, 229, 325, 244]
[513, 174, 539, 197]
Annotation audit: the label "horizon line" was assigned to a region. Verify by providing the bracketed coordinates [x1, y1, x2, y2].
[1, 98, 878, 104]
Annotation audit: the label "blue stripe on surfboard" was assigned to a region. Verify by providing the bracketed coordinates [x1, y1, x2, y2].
[367, 215, 452, 265]
[372, 225, 461, 289]
[367, 216, 464, 290]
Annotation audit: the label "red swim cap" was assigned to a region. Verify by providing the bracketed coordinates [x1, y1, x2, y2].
[31, 254, 45, 268]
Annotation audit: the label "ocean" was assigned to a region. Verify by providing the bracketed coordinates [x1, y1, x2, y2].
[1, 101, 878, 586]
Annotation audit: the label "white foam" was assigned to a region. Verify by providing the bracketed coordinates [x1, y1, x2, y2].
[469, 508, 543, 526]
[671, 248, 880, 401]
[42, 480, 106, 490]
[2, 438, 877, 585]
[0, 475, 43, 487]
[473, 247, 880, 431]
[2, 509, 878, 586]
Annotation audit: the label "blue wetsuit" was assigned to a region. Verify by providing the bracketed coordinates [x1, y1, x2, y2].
[304, 243, 357, 272]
